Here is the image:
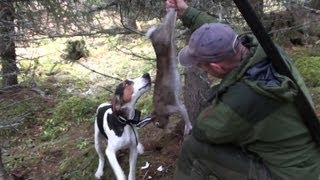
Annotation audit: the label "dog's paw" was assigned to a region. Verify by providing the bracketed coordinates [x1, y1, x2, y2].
[137, 142, 144, 154]
[95, 170, 104, 179]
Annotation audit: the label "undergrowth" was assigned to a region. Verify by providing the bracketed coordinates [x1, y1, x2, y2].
[42, 96, 98, 141]
[291, 48, 320, 87]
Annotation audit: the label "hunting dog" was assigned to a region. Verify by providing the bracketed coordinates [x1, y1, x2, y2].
[94, 73, 151, 180]
[146, 8, 192, 135]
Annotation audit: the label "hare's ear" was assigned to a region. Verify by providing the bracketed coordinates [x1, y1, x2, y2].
[111, 95, 121, 112]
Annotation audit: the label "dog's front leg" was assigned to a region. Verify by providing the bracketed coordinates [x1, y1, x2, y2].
[94, 123, 106, 179]
[106, 148, 126, 180]
[128, 145, 138, 180]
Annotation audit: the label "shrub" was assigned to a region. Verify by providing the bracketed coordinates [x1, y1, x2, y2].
[61, 40, 89, 62]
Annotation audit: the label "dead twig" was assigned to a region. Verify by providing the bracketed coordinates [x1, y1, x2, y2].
[115, 46, 155, 62]
[75, 60, 122, 81]
[0, 112, 31, 130]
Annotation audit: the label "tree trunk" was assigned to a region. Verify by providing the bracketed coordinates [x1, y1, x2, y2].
[119, 0, 139, 31]
[310, 0, 320, 9]
[0, 0, 18, 88]
[249, 0, 264, 19]
[184, 67, 210, 123]
[0, 148, 7, 180]
[175, 67, 210, 136]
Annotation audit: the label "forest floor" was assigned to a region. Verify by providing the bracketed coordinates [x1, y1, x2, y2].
[1, 86, 185, 180]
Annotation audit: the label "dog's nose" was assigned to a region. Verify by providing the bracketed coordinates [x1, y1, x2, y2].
[142, 73, 151, 80]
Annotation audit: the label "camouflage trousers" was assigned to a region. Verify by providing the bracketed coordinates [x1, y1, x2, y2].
[174, 135, 275, 180]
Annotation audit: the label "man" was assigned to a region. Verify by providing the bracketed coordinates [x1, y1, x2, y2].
[166, 0, 320, 179]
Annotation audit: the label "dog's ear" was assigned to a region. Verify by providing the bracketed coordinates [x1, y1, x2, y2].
[111, 95, 122, 113]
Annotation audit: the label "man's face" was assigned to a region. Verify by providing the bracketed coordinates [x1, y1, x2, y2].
[197, 61, 230, 79]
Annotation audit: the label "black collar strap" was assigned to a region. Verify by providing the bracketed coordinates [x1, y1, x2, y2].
[117, 109, 141, 125]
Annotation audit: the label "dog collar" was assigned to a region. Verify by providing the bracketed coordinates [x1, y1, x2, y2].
[131, 109, 141, 124]
[118, 109, 141, 125]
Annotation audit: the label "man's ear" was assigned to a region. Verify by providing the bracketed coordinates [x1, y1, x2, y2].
[208, 63, 224, 73]
[111, 95, 121, 112]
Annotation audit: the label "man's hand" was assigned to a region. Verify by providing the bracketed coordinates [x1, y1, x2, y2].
[166, 0, 188, 17]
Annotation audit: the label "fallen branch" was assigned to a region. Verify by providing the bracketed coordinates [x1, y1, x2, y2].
[0, 97, 34, 111]
[0, 112, 31, 130]
[75, 60, 122, 81]
[115, 46, 155, 62]
[302, 5, 320, 14]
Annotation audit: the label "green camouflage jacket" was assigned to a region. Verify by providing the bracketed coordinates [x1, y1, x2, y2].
[182, 7, 320, 180]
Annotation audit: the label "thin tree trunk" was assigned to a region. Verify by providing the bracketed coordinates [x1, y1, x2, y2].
[184, 67, 210, 122]
[175, 67, 210, 136]
[119, 0, 138, 31]
[177, 32, 211, 136]
[310, 0, 320, 9]
[249, 0, 264, 19]
[0, 148, 7, 180]
[0, 1, 18, 87]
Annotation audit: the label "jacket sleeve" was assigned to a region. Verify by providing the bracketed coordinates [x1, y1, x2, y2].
[181, 7, 218, 32]
[192, 101, 252, 144]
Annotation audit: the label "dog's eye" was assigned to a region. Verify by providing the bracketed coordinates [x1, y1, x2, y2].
[124, 80, 133, 86]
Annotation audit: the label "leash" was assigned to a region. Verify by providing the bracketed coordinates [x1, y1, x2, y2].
[118, 110, 141, 145]
[118, 110, 153, 145]
[118, 110, 153, 128]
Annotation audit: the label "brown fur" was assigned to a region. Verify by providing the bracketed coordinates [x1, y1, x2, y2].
[147, 9, 192, 135]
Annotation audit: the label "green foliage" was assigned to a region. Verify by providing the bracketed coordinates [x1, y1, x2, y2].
[59, 146, 102, 179]
[0, 101, 30, 118]
[42, 96, 98, 140]
[5, 154, 25, 171]
[41, 118, 66, 141]
[136, 93, 153, 115]
[293, 55, 320, 87]
[54, 96, 97, 124]
[61, 40, 90, 62]
[76, 137, 90, 150]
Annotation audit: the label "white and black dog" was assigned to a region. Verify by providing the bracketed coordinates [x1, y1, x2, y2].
[94, 73, 151, 180]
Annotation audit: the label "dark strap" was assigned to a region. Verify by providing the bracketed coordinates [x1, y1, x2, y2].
[233, 0, 320, 144]
[118, 109, 141, 124]
[131, 109, 141, 124]
[96, 105, 112, 139]
[137, 116, 153, 128]
[97, 106, 143, 140]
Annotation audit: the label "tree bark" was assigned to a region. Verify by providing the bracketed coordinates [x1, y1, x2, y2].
[310, 0, 320, 9]
[184, 67, 210, 123]
[0, 148, 7, 180]
[249, 0, 264, 19]
[0, 0, 18, 88]
[119, 0, 139, 31]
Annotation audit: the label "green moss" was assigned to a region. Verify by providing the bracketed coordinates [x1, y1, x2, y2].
[54, 96, 97, 123]
[41, 96, 98, 140]
[59, 146, 100, 179]
[293, 56, 320, 87]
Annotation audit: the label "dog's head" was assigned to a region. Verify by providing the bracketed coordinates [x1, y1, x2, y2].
[111, 73, 151, 114]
